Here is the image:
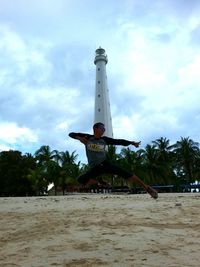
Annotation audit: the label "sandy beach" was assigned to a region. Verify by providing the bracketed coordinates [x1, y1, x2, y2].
[0, 193, 200, 267]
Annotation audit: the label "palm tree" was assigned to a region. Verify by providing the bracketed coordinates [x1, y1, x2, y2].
[34, 145, 60, 193]
[120, 148, 135, 171]
[194, 150, 200, 182]
[142, 144, 166, 184]
[105, 145, 119, 187]
[58, 150, 78, 166]
[46, 160, 61, 195]
[152, 137, 172, 161]
[59, 162, 81, 193]
[172, 137, 200, 184]
[27, 167, 48, 195]
[35, 145, 58, 166]
[152, 137, 175, 184]
[118, 147, 144, 187]
[58, 150, 81, 193]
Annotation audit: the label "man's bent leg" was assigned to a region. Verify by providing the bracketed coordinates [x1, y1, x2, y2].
[100, 161, 158, 199]
[129, 175, 158, 199]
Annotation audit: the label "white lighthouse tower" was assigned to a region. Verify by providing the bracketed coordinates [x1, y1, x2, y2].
[94, 47, 113, 137]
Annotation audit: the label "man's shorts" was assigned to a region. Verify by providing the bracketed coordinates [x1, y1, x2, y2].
[77, 160, 133, 185]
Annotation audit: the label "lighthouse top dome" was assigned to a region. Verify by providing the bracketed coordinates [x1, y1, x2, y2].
[94, 46, 108, 65]
[95, 47, 105, 55]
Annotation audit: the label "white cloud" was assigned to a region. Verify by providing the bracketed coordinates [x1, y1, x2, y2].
[0, 122, 37, 145]
[0, 144, 12, 151]
[178, 55, 200, 85]
[0, 24, 53, 86]
[0, 0, 200, 159]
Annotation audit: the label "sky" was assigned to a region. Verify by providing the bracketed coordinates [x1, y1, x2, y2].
[0, 0, 200, 164]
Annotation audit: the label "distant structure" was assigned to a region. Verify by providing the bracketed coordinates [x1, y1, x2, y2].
[94, 47, 113, 137]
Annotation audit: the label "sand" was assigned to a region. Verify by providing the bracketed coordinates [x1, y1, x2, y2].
[0, 193, 200, 267]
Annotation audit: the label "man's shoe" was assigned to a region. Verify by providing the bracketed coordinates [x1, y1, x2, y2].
[146, 186, 158, 199]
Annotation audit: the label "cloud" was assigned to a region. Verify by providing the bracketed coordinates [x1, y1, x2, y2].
[0, 122, 37, 152]
[104, 10, 200, 146]
[0, 24, 94, 155]
[0, 0, 200, 162]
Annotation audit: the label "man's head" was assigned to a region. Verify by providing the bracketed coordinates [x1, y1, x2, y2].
[93, 122, 105, 137]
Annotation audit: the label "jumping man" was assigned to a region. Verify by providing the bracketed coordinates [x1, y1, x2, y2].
[69, 122, 158, 199]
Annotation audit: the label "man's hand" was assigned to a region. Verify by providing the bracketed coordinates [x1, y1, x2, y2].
[132, 141, 141, 148]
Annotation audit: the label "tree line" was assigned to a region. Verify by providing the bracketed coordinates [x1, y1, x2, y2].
[0, 137, 199, 196]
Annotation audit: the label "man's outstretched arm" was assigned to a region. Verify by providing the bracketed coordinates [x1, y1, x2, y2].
[69, 132, 92, 145]
[103, 136, 141, 147]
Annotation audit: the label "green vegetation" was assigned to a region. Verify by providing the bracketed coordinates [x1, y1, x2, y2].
[0, 137, 200, 196]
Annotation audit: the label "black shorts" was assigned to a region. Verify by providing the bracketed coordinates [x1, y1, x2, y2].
[77, 160, 133, 185]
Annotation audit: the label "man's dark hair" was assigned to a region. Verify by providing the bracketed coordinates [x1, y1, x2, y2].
[93, 122, 105, 129]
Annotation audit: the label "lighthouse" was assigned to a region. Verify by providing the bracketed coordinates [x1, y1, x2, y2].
[94, 47, 113, 137]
